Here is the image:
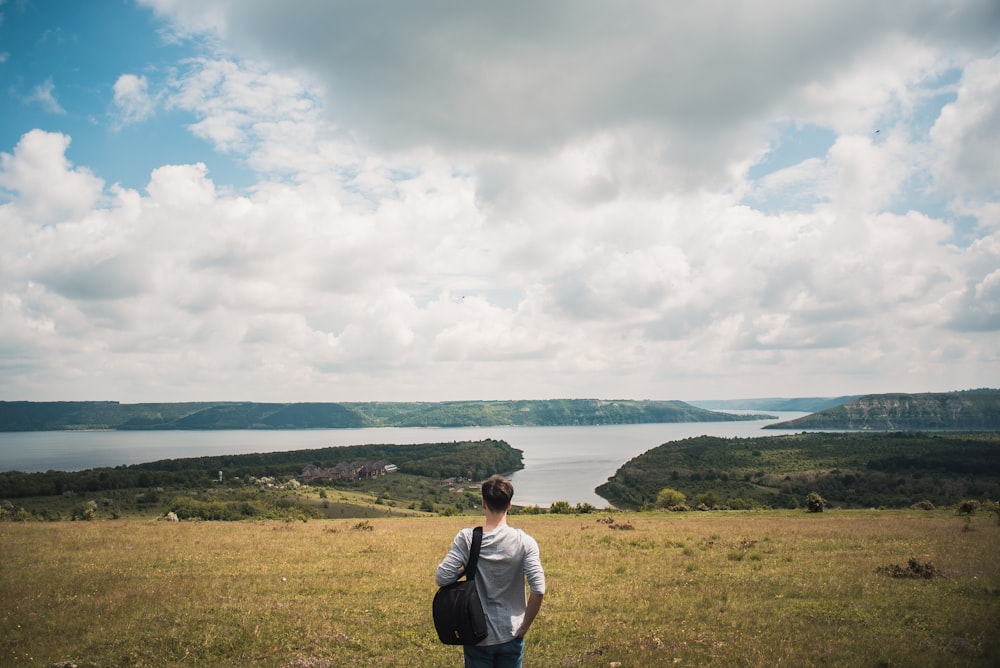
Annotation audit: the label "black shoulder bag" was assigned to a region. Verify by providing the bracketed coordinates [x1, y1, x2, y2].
[433, 526, 489, 645]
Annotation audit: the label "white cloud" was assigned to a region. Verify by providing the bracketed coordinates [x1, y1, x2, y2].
[165, 57, 329, 173]
[113, 74, 156, 126]
[1, 2, 998, 401]
[142, 1, 999, 180]
[930, 54, 1000, 206]
[25, 77, 65, 115]
[0, 130, 104, 224]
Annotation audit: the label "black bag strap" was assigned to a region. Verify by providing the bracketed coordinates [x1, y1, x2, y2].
[465, 526, 483, 581]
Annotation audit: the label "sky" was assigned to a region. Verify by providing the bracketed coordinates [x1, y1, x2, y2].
[0, 0, 998, 404]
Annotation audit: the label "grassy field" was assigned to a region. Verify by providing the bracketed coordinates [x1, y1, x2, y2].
[1, 510, 998, 667]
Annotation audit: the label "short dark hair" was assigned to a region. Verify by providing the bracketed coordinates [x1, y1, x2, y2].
[482, 475, 514, 512]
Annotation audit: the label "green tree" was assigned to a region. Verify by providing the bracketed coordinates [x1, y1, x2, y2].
[548, 500, 572, 514]
[656, 488, 687, 509]
[695, 491, 719, 508]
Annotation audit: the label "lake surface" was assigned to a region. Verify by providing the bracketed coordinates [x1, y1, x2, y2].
[0, 413, 808, 507]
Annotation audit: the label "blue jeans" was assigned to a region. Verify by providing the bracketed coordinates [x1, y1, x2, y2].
[463, 637, 525, 668]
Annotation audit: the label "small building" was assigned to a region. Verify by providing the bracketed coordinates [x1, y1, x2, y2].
[298, 461, 398, 483]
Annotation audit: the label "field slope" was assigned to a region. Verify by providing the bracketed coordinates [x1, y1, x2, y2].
[1, 511, 997, 667]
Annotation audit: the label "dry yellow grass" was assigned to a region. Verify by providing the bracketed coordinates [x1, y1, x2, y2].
[1, 510, 997, 667]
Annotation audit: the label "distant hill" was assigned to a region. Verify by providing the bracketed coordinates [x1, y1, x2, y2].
[688, 396, 860, 413]
[0, 399, 772, 432]
[765, 389, 1000, 431]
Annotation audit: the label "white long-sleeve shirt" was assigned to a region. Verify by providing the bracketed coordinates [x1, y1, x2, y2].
[435, 524, 546, 646]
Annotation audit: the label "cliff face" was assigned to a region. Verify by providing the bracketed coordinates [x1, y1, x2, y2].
[765, 390, 1000, 430]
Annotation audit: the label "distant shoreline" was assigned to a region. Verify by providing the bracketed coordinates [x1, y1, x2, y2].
[0, 399, 774, 432]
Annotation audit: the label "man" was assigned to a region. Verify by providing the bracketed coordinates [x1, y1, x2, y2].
[435, 475, 546, 668]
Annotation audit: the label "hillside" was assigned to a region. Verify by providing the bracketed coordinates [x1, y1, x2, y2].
[765, 389, 1000, 430]
[596, 431, 1000, 510]
[0, 399, 770, 431]
[3, 513, 998, 667]
[689, 395, 860, 412]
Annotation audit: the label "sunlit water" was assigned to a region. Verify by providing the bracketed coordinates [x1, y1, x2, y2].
[0, 413, 808, 507]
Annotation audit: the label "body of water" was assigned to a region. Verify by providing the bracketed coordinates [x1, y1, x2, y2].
[0, 413, 808, 507]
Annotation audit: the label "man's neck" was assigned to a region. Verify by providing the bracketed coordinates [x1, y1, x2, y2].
[483, 509, 508, 531]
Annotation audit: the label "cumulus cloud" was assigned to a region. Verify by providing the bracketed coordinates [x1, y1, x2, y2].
[930, 54, 1000, 206]
[0, 1, 997, 401]
[113, 74, 156, 126]
[0, 130, 104, 224]
[142, 1, 999, 179]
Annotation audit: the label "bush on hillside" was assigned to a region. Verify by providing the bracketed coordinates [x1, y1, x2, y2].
[955, 499, 980, 516]
[695, 491, 719, 508]
[656, 488, 687, 509]
[805, 491, 826, 513]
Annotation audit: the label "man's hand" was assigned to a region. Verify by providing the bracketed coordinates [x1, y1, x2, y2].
[516, 592, 544, 637]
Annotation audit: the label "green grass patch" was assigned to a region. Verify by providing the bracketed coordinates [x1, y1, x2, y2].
[1, 510, 997, 666]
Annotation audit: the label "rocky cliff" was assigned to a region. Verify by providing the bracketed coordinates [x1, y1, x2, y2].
[765, 389, 1000, 431]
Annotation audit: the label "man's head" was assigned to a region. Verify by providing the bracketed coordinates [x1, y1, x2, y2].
[482, 474, 514, 512]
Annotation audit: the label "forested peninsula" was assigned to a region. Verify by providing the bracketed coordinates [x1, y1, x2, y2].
[0, 439, 523, 518]
[597, 431, 1000, 510]
[0, 399, 769, 431]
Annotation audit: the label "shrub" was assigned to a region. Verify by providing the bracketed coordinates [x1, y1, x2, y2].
[167, 494, 319, 521]
[805, 492, 826, 513]
[726, 497, 755, 510]
[70, 500, 98, 521]
[695, 492, 719, 508]
[0, 503, 47, 522]
[877, 558, 940, 579]
[549, 500, 572, 514]
[984, 500, 1000, 526]
[955, 499, 980, 516]
[656, 488, 687, 509]
[910, 500, 935, 511]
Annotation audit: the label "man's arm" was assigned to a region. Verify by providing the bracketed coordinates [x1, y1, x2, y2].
[516, 592, 543, 637]
[434, 530, 470, 586]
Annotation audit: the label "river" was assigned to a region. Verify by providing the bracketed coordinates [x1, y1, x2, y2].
[0, 413, 808, 507]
